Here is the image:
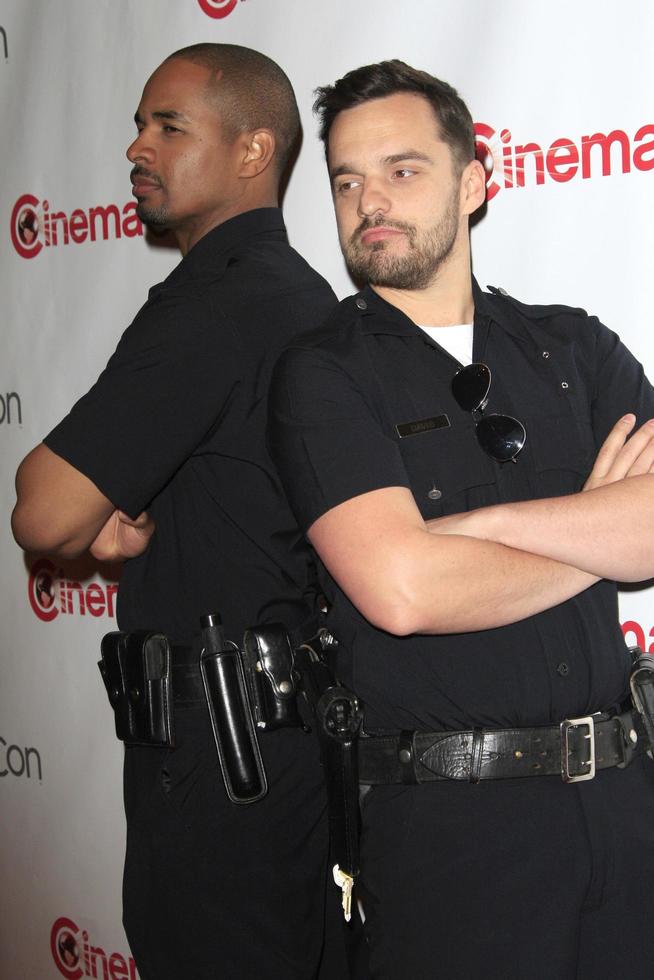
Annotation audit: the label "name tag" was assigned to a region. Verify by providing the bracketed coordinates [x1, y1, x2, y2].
[395, 414, 450, 439]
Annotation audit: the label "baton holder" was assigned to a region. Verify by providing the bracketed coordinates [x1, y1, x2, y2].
[200, 614, 267, 804]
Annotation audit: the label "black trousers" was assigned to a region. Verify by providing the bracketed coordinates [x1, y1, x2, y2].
[122, 705, 350, 980]
[359, 754, 654, 980]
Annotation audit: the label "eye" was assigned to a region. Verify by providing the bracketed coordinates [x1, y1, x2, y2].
[163, 125, 181, 134]
[392, 168, 416, 179]
[334, 178, 361, 194]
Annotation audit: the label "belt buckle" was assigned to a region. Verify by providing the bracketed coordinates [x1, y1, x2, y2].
[560, 715, 596, 783]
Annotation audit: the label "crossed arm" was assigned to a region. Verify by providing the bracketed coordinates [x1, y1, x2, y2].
[12, 443, 154, 562]
[307, 415, 654, 636]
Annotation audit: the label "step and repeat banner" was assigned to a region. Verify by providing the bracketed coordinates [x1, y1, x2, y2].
[2, 1, 653, 976]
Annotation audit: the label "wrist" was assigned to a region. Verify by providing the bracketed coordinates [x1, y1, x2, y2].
[462, 502, 509, 544]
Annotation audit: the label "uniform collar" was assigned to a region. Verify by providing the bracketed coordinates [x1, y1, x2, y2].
[472, 278, 528, 343]
[351, 278, 528, 345]
[353, 285, 422, 336]
[163, 207, 287, 285]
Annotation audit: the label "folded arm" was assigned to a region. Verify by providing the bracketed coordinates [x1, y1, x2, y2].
[428, 415, 654, 583]
[12, 443, 154, 561]
[308, 485, 597, 636]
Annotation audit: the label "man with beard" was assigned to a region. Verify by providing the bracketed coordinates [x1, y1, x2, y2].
[269, 60, 654, 979]
[12, 44, 345, 980]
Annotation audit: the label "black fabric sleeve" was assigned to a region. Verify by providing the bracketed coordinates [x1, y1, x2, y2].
[45, 288, 238, 518]
[268, 346, 410, 533]
[586, 316, 654, 445]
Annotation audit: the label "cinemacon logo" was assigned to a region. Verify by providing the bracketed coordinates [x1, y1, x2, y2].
[0, 391, 21, 425]
[474, 120, 654, 201]
[10, 194, 143, 259]
[0, 736, 42, 780]
[29, 558, 118, 623]
[198, 0, 246, 18]
[51, 917, 139, 980]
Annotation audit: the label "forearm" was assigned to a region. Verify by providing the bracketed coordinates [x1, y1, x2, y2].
[431, 474, 654, 582]
[392, 533, 598, 635]
[309, 487, 598, 636]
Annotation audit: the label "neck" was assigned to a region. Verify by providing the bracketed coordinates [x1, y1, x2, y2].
[176, 187, 279, 256]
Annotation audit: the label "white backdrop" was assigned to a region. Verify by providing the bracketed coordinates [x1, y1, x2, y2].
[2, 1, 653, 976]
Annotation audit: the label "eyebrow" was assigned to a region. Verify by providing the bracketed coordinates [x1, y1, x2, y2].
[330, 150, 434, 180]
[134, 109, 192, 125]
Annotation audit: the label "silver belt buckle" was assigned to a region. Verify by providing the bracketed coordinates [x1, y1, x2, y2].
[560, 715, 596, 783]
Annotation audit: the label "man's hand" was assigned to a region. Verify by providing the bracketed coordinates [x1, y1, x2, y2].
[89, 509, 155, 563]
[424, 413, 654, 583]
[584, 414, 654, 491]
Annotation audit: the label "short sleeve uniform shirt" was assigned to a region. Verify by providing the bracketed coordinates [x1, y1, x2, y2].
[270, 281, 654, 733]
[45, 209, 337, 644]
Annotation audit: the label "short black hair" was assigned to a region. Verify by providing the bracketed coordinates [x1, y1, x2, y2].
[167, 43, 301, 175]
[313, 59, 475, 171]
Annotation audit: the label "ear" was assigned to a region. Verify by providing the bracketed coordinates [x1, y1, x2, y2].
[459, 159, 487, 216]
[239, 129, 276, 178]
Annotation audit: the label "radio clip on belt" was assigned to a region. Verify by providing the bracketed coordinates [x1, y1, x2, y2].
[294, 635, 363, 922]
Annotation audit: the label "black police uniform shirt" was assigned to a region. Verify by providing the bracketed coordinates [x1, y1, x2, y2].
[269, 280, 654, 733]
[45, 208, 337, 645]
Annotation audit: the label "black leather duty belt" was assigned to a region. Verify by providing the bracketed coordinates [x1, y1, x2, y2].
[358, 709, 642, 785]
[170, 645, 205, 704]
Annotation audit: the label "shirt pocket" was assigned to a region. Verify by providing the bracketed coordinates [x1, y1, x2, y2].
[524, 413, 594, 496]
[396, 419, 498, 518]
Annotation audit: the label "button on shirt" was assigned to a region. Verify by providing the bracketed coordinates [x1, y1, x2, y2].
[270, 281, 654, 732]
[45, 209, 337, 644]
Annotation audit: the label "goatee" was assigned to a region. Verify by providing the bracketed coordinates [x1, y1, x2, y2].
[342, 196, 459, 290]
[134, 198, 171, 228]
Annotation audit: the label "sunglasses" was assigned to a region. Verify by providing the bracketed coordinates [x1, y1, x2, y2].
[451, 363, 526, 463]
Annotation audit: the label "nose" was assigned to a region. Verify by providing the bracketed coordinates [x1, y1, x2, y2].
[126, 129, 154, 165]
[357, 176, 391, 219]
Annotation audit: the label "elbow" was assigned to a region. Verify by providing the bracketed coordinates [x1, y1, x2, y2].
[11, 502, 35, 551]
[355, 575, 437, 637]
[370, 607, 424, 637]
[374, 603, 440, 637]
[11, 503, 84, 560]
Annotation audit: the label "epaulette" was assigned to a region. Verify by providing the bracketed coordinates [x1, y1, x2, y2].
[347, 292, 373, 315]
[485, 284, 588, 321]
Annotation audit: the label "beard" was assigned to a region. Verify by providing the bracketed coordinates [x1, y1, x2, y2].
[135, 200, 170, 228]
[131, 166, 170, 228]
[342, 192, 460, 290]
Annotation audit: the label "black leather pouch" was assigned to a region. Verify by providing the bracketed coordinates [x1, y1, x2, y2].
[630, 647, 654, 752]
[242, 624, 302, 731]
[98, 631, 174, 747]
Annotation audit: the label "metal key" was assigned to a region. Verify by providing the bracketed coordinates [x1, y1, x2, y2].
[332, 864, 354, 922]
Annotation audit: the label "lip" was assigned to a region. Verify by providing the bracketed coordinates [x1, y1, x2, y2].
[131, 180, 161, 197]
[360, 227, 405, 245]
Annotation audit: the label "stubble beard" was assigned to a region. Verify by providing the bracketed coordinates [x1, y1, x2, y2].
[131, 167, 171, 229]
[343, 194, 460, 290]
[135, 200, 171, 229]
